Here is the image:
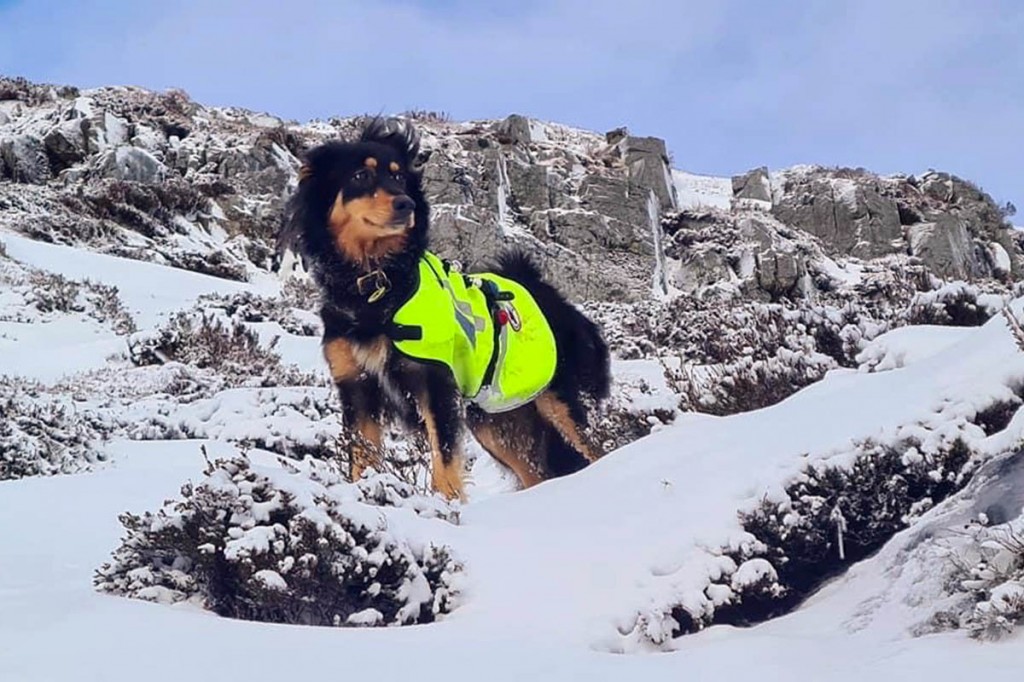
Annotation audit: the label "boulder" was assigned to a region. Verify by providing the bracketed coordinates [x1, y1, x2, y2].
[672, 249, 733, 293]
[0, 134, 51, 183]
[755, 249, 804, 298]
[505, 160, 551, 211]
[494, 114, 534, 146]
[617, 135, 676, 211]
[907, 213, 980, 280]
[605, 127, 629, 145]
[97, 146, 167, 183]
[732, 166, 772, 206]
[44, 120, 88, 173]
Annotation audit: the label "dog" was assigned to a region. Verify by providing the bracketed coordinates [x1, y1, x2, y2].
[280, 118, 611, 500]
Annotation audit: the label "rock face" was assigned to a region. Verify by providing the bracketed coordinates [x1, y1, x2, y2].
[772, 169, 903, 259]
[0, 75, 1018, 304]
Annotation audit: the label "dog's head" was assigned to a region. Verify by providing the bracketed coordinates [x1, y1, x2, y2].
[282, 118, 428, 269]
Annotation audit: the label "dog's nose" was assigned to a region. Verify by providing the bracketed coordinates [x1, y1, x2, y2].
[392, 195, 415, 215]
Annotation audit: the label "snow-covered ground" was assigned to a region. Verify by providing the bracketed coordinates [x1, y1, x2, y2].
[672, 169, 732, 210]
[2, 229, 1024, 681]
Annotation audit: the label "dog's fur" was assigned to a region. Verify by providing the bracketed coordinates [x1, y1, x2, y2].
[281, 118, 611, 499]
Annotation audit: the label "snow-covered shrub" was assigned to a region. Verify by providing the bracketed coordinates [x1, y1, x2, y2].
[196, 288, 320, 337]
[128, 312, 318, 387]
[640, 415, 1010, 642]
[0, 378, 111, 480]
[924, 519, 1024, 641]
[724, 437, 974, 623]
[649, 302, 855, 415]
[0, 263, 136, 333]
[585, 364, 678, 452]
[95, 453, 461, 627]
[74, 178, 207, 239]
[589, 272, 1018, 418]
[671, 346, 835, 416]
[127, 386, 344, 461]
[904, 283, 1004, 327]
[25, 270, 82, 313]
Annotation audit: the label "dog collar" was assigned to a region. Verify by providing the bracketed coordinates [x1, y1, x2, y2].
[356, 269, 391, 303]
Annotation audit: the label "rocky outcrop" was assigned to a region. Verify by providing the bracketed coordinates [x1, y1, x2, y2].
[0, 86, 681, 300]
[772, 169, 903, 258]
[0, 76, 1018, 304]
[662, 209, 815, 300]
[731, 166, 771, 207]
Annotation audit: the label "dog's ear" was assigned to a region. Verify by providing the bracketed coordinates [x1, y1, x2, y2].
[297, 163, 313, 184]
[359, 117, 426, 174]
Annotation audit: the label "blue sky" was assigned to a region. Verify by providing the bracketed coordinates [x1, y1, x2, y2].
[0, 0, 1020, 210]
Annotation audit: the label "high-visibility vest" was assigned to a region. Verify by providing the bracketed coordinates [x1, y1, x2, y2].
[388, 251, 557, 413]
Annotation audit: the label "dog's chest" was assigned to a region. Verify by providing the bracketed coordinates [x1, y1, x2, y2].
[353, 337, 390, 376]
[322, 336, 390, 382]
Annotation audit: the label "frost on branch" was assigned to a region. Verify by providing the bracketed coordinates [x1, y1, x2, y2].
[95, 454, 461, 627]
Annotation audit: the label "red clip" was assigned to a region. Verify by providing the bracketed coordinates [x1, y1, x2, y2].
[496, 309, 510, 326]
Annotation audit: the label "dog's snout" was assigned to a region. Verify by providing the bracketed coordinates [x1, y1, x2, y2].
[392, 195, 415, 215]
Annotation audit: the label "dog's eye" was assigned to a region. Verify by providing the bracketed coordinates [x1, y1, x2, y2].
[352, 169, 372, 185]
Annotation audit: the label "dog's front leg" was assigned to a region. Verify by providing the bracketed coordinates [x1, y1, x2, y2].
[323, 338, 384, 481]
[337, 377, 385, 481]
[415, 368, 466, 501]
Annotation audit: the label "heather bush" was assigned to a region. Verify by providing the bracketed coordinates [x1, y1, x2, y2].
[128, 311, 318, 387]
[95, 453, 461, 627]
[0, 378, 111, 480]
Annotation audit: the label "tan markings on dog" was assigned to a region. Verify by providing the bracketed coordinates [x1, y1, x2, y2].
[535, 391, 601, 463]
[430, 449, 466, 502]
[329, 191, 410, 266]
[349, 417, 383, 482]
[298, 163, 313, 182]
[364, 156, 378, 169]
[470, 420, 543, 488]
[389, 161, 400, 173]
[322, 338, 360, 382]
[323, 336, 389, 380]
[419, 397, 466, 501]
[352, 336, 390, 376]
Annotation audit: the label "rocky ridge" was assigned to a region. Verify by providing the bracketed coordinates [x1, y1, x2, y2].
[2, 73, 1022, 425]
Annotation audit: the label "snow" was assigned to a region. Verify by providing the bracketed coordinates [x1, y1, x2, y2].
[856, 325, 972, 373]
[671, 170, 732, 210]
[252, 569, 288, 591]
[992, 242, 1012, 274]
[494, 153, 531, 240]
[647, 190, 668, 296]
[528, 119, 549, 143]
[4, 228, 1024, 680]
[0, 315, 125, 381]
[1, 232, 259, 328]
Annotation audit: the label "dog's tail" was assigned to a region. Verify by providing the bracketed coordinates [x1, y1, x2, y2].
[493, 248, 546, 286]
[493, 249, 611, 404]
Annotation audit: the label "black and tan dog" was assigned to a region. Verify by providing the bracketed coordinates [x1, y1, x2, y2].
[280, 118, 610, 500]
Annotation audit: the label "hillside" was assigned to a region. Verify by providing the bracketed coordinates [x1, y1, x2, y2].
[2, 75, 1024, 681]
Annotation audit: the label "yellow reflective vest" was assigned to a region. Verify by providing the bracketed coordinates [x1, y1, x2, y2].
[388, 251, 557, 413]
